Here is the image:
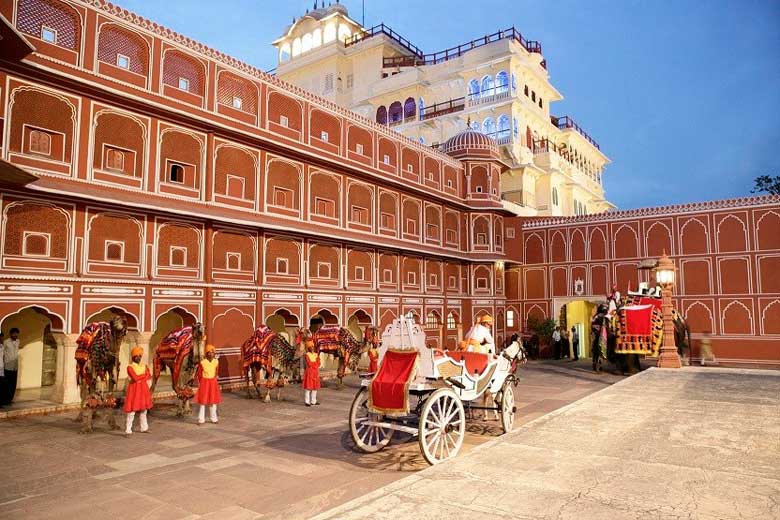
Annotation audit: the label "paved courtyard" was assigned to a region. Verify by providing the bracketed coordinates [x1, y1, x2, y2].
[0, 360, 622, 520]
[314, 367, 780, 520]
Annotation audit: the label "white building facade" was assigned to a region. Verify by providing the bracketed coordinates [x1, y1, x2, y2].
[273, 2, 613, 217]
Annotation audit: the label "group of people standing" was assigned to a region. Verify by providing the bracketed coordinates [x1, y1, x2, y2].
[0, 329, 21, 407]
[552, 326, 579, 361]
[123, 344, 223, 436]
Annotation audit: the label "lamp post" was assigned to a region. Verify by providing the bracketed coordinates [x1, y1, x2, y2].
[655, 252, 681, 368]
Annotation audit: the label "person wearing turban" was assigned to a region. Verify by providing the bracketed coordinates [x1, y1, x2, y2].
[194, 345, 221, 424]
[124, 346, 152, 436]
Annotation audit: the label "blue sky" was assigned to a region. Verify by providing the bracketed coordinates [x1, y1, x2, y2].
[115, 0, 780, 210]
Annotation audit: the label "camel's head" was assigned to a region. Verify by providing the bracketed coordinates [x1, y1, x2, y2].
[191, 322, 205, 359]
[363, 326, 381, 350]
[110, 315, 128, 352]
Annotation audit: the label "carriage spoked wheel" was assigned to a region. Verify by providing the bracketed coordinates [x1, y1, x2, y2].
[499, 381, 516, 434]
[349, 388, 395, 453]
[418, 387, 465, 465]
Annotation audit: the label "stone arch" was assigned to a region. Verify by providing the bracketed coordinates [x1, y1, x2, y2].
[309, 171, 342, 220]
[589, 227, 607, 260]
[378, 137, 397, 167]
[216, 70, 259, 114]
[347, 124, 373, 159]
[570, 228, 586, 261]
[16, 0, 83, 52]
[267, 90, 303, 132]
[264, 236, 302, 277]
[716, 214, 748, 253]
[379, 309, 397, 330]
[162, 48, 206, 97]
[266, 158, 302, 211]
[310, 108, 342, 148]
[96, 22, 150, 79]
[308, 242, 341, 282]
[214, 143, 258, 202]
[347, 309, 373, 341]
[309, 309, 339, 331]
[550, 230, 566, 262]
[755, 211, 780, 250]
[761, 300, 780, 335]
[212, 228, 256, 273]
[155, 221, 202, 272]
[680, 218, 709, 255]
[8, 86, 77, 165]
[0, 306, 65, 392]
[86, 211, 143, 268]
[645, 221, 673, 257]
[211, 307, 255, 354]
[721, 300, 753, 335]
[684, 301, 714, 335]
[526, 304, 546, 324]
[92, 109, 147, 180]
[613, 224, 639, 259]
[2, 200, 72, 264]
[524, 233, 545, 264]
[85, 306, 139, 331]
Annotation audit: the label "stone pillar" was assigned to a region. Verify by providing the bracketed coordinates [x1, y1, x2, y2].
[52, 333, 81, 404]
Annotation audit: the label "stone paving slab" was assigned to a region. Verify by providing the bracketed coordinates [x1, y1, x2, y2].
[1, 361, 623, 519]
[312, 367, 780, 520]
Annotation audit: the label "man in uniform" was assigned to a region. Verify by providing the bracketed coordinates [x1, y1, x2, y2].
[463, 314, 495, 355]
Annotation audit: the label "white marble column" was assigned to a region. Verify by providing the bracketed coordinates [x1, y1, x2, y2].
[52, 333, 80, 404]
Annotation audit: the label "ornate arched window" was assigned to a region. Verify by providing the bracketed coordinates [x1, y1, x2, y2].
[403, 97, 416, 120]
[279, 43, 291, 62]
[481, 75, 494, 95]
[468, 79, 480, 99]
[388, 101, 403, 123]
[292, 37, 301, 56]
[496, 71, 509, 94]
[498, 115, 511, 138]
[376, 105, 387, 124]
[482, 118, 496, 136]
[447, 312, 457, 330]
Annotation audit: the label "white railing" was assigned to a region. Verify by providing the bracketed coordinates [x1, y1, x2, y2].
[466, 88, 511, 108]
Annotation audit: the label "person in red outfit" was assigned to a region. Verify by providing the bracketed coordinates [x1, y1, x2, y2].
[367, 344, 379, 373]
[303, 341, 321, 407]
[193, 345, 221, 424]
[124, 346, 152, 436]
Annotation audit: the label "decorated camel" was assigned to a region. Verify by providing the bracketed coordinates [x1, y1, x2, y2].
[74, 315, 128, 433]
[240, 325, 305, 401]
[298, 324, 380, 388]
[149, 323, 205, 416]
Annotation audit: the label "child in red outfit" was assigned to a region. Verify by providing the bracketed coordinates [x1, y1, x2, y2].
[194, 345, 221, 424]
[303, 341, 321, 407]
[124, 346, 152, 436]
[367, 345, 379, 373]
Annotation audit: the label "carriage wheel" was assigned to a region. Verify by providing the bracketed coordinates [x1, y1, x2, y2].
[349, 388, 394, 453]
[418, 387, 465, 465]
[500, 382, 516, 434]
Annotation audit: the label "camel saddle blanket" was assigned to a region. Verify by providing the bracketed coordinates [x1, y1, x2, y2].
[75, 322, 114, 381]
[157, 326, 195, 383]
[368, 349, 419, 416]
[616, 305, 660, 356]
[314, 325, 341, 354]
[242, 325, 275, 369]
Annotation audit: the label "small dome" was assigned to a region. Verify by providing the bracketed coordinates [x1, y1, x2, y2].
[441, 129, 500, 160]
[327, 3, 349, 15]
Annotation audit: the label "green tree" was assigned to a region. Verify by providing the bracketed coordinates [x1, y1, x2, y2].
[751, 175, 780, 196]
[527, 316, 557, 347]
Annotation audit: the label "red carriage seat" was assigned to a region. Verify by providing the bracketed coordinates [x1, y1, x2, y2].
[445, 351, 490, 377]
[368, 349, 419, 415]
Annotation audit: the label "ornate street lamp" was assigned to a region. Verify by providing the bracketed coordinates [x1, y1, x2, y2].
[655, 252, 681, 368]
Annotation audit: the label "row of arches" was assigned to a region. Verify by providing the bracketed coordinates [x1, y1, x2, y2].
[278, 22, 354, 62]
[376, 97, 418, 125]
[467, 71, 511, 99]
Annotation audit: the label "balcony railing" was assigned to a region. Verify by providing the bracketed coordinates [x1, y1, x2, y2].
[551, 115, 600, 150]
[345, 23, 424, 58]
[532, 139, 603, 185]
[420, 97, 466, 121]
[381, 27, 545, 69]
[485, 130, 512, 145]
[467, 86, 511, 107]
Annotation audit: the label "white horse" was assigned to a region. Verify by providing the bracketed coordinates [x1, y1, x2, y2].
[481, 339, 527, 420]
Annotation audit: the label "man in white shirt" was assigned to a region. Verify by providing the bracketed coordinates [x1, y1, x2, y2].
[463, 315, 495, 355]
[552, 327, 562, 359]
[2, 328, 21, 406]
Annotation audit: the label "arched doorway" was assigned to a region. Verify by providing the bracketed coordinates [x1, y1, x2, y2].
[445, 311, 462, 350]
[0, 306, 65, 400]
[265, 308, 300, 343]
[309, 309, 338, 333]
[425, 310, 443, 348]
[347, 309, 372, 340]
[557, 300, 600, 359]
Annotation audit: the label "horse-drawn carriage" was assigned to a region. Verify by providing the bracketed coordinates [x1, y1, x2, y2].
[348, 317, 526, 465]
